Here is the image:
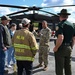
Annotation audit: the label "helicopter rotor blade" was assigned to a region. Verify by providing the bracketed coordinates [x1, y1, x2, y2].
[7, 9, 29, 16]
[1, 4, 75, 17]
[39, 10, 58, 16]
[41, 5, 75, 8]
[6, 6, 42, 16]
[0, 4, 28, 9]
[0, 4, 75, 9]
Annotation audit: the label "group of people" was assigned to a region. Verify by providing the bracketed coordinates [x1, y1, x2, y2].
[0, 8, 75, 75]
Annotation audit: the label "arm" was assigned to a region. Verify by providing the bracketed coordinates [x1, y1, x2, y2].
[71, 36, 75, 48]
[29, 33, 38, 56]
[45, 29, 51, 40]
[53, 34, 64, 52]
[0, 26, 7, 51]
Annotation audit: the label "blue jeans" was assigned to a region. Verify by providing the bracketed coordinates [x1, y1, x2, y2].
[0, 48, 5, 75]
[5, 46, 16, 65]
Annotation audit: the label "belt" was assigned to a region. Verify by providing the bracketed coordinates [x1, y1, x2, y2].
[62, 43, 70, 46]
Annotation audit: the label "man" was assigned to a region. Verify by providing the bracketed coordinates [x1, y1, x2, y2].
[12, 18, 38, 75]
[18, 23, 23, 30]
[36, 20, 51, 71]
[29, 22, 34, 32]
[0, 15, 12, 75]
[5, 23, 17, 68]
[7, 23, 17, 72]
[53, 9, 75, 75]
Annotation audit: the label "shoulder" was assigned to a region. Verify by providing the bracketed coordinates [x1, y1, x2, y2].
[28, 31, 36, 40]
[14, 30, 21, 35]
[47, 27, 51, 31]
[64, 21, 73, 25]
[27, 30, 34, 36]
[64, 21, 74, 29]
[0, 24, 3, 28]
[15, 30, 20, 33]
[0, 24, 5, 30]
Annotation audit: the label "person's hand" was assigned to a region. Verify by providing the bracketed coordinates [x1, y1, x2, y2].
[3, 47, 7, 51]
[53, 47, 58, 52]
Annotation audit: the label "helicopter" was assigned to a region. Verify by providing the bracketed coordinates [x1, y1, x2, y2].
[0, 4, 75, 30]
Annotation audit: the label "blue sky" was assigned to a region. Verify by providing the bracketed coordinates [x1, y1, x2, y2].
[0, 0, 43, 6]
[0, 0, 75, 23]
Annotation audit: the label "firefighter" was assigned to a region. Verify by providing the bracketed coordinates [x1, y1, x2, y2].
[12, 18, 38, 75]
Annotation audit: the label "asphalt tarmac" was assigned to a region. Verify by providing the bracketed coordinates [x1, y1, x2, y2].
[4, 41, 75, 75]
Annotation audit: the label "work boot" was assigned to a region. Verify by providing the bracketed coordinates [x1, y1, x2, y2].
[35, 64, 43, 68]
[13, 64, 17, 72]
[43, 65, 48, 71]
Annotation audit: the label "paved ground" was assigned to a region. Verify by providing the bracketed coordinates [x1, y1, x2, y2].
[33, 42, 75, 75]
[4, 41, 75, 75]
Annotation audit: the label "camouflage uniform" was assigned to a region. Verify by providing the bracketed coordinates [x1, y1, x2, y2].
[39, 27, 51, 66]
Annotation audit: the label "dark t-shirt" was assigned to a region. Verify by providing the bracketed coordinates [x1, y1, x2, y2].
[56, 20, 75, 43]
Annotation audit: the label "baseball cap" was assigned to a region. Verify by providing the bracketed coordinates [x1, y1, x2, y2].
[1, 15, 11, 20]
[21, 18, 31, 25]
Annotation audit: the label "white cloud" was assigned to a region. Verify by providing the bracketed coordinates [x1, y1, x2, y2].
[63, 0, 74, 5]
[0, 7, 12, 16]
[57, 0, 75, 23]
[41, 0, 75, 23]
[41, 3, 47, 7]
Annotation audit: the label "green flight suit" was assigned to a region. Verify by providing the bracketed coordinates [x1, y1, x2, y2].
[54, 20, 75, 75]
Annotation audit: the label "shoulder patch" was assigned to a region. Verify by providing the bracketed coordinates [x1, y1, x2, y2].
[56, 26, 59, 31]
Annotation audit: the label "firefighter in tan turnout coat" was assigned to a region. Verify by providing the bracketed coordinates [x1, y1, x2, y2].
[12, 18, 38, 75]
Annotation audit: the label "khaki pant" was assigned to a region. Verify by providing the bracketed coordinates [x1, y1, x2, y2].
[54, 45, 72, 75]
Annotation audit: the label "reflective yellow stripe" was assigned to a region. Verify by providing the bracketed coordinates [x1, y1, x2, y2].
[32, 46, 38, 50]
[32, 44, 39, 50]
[15, 48, 24, 53]
[15, 56, 34, 61]
[14, 43, 38, 50]
[16, 35, 24, 40]
[14, 43, 30, 50]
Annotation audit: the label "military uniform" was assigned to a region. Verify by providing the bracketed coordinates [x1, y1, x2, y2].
[39, 27, 51, 67]
[55, 20, 75, 75]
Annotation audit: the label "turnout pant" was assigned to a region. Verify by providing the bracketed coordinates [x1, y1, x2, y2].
[17, 60, 33, 75]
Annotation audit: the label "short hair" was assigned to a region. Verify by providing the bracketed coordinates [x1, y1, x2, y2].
[42, 20, 48, 25]
[10, 23, 17, 28]
[60, 15, 68, 18]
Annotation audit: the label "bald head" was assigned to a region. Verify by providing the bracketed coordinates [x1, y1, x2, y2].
[42, 20, 47, 24]
[42, 20, 48, 28]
